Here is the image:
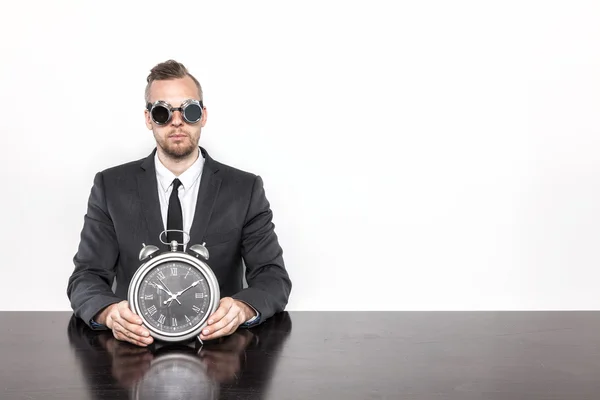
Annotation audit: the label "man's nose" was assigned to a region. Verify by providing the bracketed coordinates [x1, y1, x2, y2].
[171, 110, 184, 126]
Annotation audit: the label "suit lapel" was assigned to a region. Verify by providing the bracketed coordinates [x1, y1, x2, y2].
[189, 147, 221, 246]
[137, 150, 165, 247]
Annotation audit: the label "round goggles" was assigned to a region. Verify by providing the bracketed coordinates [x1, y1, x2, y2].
[146, 99, 204, 125]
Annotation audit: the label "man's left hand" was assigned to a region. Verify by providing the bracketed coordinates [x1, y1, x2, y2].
[200, 297, 255, 341]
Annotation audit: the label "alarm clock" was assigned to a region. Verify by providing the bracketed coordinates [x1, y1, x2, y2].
[128, 230, 220, 344]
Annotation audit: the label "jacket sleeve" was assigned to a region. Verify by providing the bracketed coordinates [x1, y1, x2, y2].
[231, 175, 292, 323]
[66, 172, 122, 329]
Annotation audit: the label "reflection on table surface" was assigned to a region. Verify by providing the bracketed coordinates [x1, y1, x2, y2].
[67, 311, 292, 400]
[6, 311, 600, 399]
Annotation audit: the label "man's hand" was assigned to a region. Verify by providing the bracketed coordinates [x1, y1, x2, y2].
[96, 300, 154, 347]
[199, 297, 256, 341]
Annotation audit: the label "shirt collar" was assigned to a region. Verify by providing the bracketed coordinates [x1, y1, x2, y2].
[154, 149, 205, 193]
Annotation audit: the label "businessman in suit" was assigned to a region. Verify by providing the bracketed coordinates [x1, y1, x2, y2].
[67, 60, 292, 347]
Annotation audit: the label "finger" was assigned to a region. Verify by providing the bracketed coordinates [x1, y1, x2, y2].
[207, 298, 234, 325]
[114, 330, 148, 347]
[109, 302, 148, 338]
[118, 320, 152, 342]
[202, 305, 238, 337]
[114, 321, 153, 346]
[118, 302, 143, 325]
[119, 318, 152, 341]
[114, 329, 147, 347]
[114, 310, 151, 339]
[123, 335, 150, 347]
[201, 313, 239, 340]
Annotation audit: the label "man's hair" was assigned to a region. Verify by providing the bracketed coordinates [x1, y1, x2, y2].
[144, 59, 203, 104]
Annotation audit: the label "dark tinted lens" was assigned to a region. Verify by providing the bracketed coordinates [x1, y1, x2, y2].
[183, 103, 202, 123]
[152, 105, 170, 124]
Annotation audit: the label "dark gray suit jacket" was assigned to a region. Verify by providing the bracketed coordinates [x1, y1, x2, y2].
[67, 147, 291, 328]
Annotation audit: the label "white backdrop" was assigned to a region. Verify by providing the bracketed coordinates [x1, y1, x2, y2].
[1, 0, 599, 311]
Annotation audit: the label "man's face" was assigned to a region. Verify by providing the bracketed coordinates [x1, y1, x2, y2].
[145, 76, 207, 159]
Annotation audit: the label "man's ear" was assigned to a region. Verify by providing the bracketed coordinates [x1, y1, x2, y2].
[144, 109, 153, 130]
[201, 107, 208, 128]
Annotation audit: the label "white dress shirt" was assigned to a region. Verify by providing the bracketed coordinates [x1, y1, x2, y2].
[154, 151, 204, 250]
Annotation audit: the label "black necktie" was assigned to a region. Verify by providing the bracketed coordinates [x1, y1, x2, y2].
[167, 178, 183, 247]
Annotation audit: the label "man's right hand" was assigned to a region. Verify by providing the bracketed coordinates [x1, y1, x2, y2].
[96, 300, 154, 347]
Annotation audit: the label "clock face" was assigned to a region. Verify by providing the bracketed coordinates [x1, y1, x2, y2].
[137, 261, 213, 335]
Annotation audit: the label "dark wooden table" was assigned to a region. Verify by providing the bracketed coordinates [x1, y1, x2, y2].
[2, 311, 600, 399]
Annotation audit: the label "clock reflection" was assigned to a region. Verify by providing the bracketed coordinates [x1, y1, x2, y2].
[67, 312, 292, 400]
[130, 346, 219, 400]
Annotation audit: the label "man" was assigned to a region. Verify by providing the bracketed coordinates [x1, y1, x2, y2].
[67, 60, 292, 347]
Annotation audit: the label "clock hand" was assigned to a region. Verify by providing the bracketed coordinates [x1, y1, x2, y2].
[158, 278, 182, 305]
[176, 279, 202, 296]
[164, 280, 202, 305]
[150, 281, 170, 295]
[158, 278, 175, 295]
[152, 281, 182, 305]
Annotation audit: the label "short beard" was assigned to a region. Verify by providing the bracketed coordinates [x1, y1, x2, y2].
[155, 130, 198, 160]
[160, 141, 196, 159]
